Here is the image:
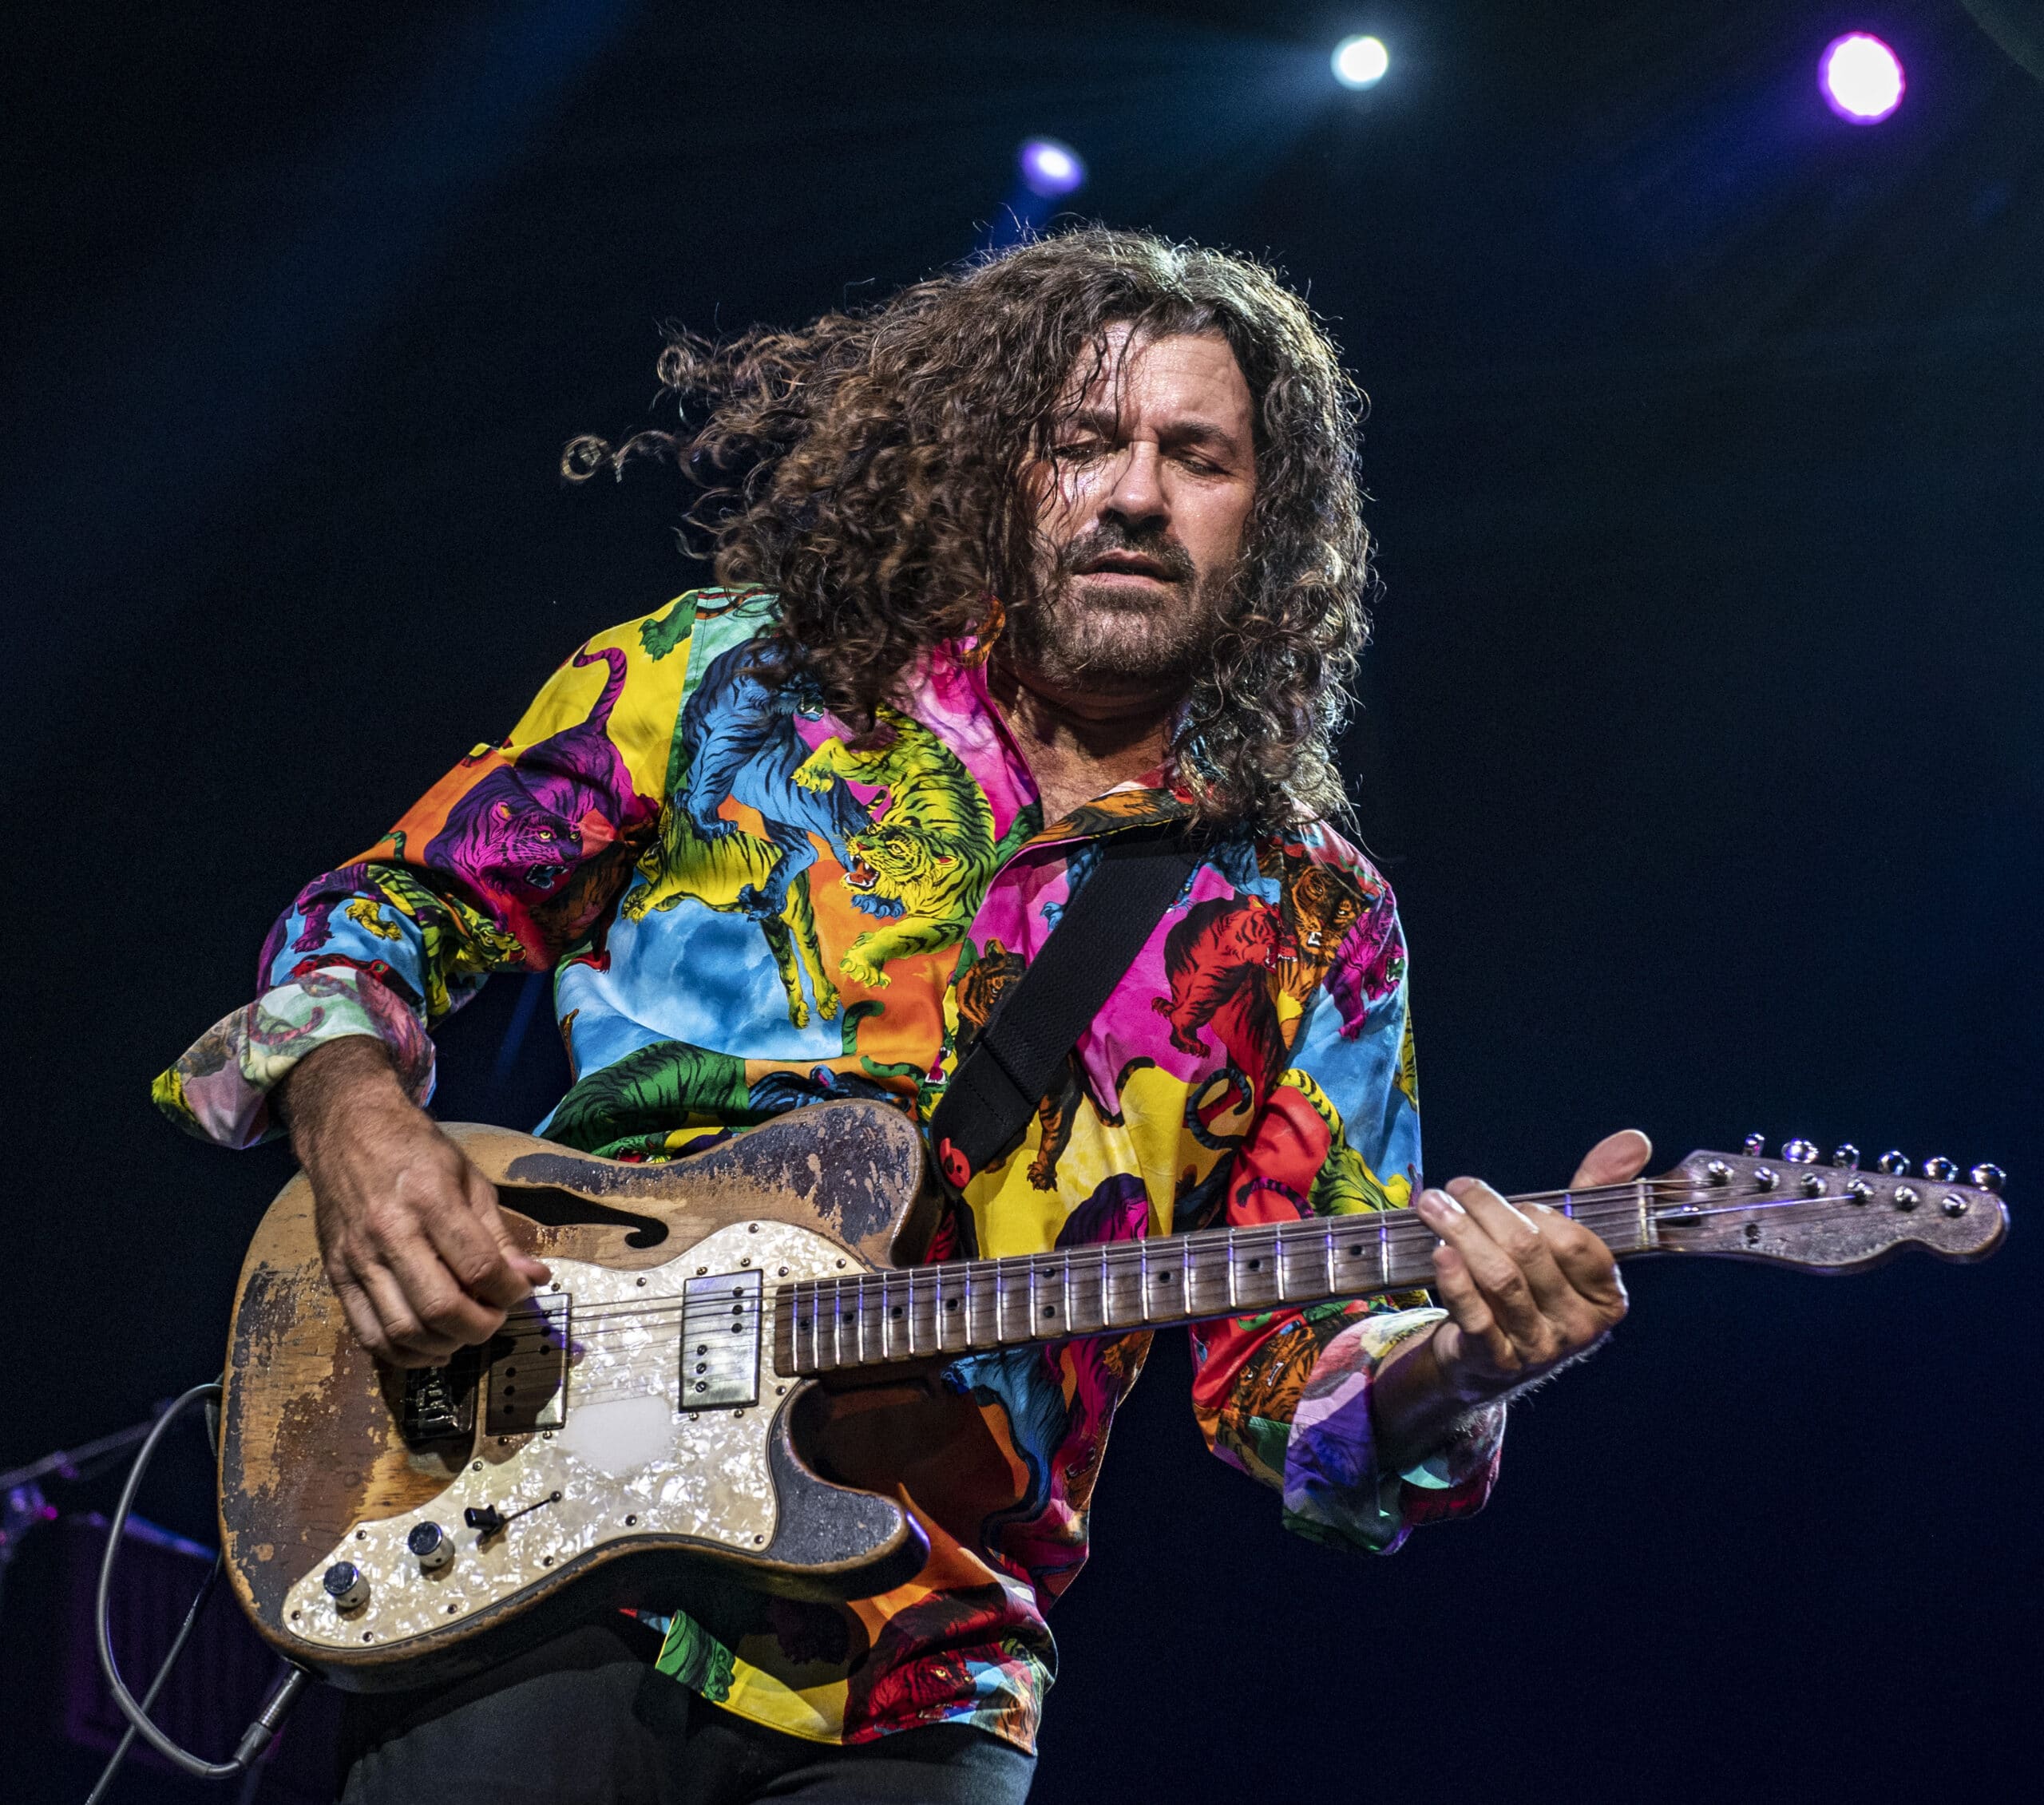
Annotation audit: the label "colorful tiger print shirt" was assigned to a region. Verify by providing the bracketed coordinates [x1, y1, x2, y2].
[156, 588, 1506, 1753]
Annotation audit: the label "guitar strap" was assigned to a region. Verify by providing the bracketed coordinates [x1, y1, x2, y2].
[927, 822, 1201, 1192]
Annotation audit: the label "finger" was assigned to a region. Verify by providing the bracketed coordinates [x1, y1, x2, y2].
[1570, 1128, 1652, 1189]
[1531, 1210, 1630, 1312]
[368, 1220, 506, 1350]
[352, 1257, 462, 1367]
[1428, 1241, 1517, 1376]
[329, 1269, 397, 1364]
[465, 1165, 552, 1289]
[1444, 1176, 1582, 1315]
[418, 1167, 535, 1311]
[1418, 1189, 1547, 1345]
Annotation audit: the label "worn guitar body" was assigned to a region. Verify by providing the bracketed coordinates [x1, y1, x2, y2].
[218, 1102, 938, 1692]
[221, 1102, 2009, 1694]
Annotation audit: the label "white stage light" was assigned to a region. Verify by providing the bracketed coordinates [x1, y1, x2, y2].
[1332, 35, 1389, 89]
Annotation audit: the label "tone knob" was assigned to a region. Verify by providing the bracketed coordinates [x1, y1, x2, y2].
[1743, 1134, 1766, 1156]
[323, 1562, 369, 1610]
[408, 1521, 453, 1573]
[1783, 1139, 1819, 1164]
[1921, 1157, 1957, 1182]
[1876, 1150, 1910, 1175]
[1831, 1144, 1861, 1170]
[1970, 1163, 2006, 1194]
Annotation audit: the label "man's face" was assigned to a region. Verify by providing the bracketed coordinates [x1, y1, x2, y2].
[1012, 324, 1258, 699]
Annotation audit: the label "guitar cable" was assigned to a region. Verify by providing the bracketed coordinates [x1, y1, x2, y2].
[85, 1379, 310, 1803]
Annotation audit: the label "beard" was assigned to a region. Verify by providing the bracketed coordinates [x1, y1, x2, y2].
[1004, 521, 1239, 695]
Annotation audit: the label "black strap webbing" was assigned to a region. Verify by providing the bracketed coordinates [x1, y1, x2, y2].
[929, 825, 1200, 1183]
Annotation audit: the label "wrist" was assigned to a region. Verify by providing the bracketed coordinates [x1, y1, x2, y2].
[277, 1035, 410, 1151]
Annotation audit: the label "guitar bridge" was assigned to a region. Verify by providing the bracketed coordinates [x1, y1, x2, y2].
[485, 1292, 571, 1436]
[400, 1346, 480, 1445]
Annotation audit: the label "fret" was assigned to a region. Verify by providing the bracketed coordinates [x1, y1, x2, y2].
[1378, 1214, 1392, 1291]
[965, 1261, 986, 1348]
[1060, 1254, 1073, 1335]
[903, 1269, 921, 1359]
[1273, 1229, 1289, 1303]
[1322, 1224, 1337, 1299]
[1225, 1241, 1238, 1312]
[994, 1257, 1010, 1344]
[1094, 1243, 1111, 1333]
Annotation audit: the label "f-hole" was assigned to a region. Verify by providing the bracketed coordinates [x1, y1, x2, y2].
[497, 1185, 670, 1249]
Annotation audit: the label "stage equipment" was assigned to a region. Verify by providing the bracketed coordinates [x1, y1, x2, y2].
[1822, 33, 1905, 123]
[210, 1106, 2004, 1694]
[1332, 35, 1389, 89]
[1018, 137, 1085, 198]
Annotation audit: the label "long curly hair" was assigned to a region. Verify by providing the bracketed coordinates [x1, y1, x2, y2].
[564, 227, 1373, 829]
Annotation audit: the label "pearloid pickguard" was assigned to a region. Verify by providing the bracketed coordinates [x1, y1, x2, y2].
[278, 1219, 843, 1654]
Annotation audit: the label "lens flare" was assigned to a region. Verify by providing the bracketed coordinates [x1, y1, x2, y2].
[1820, 34, 1904, 124]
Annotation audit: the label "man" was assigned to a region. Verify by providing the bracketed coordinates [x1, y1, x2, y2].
[157, 228, 1639, 1804]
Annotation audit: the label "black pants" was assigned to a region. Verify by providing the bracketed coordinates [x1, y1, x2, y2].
[337, 1617, 1035, 1805]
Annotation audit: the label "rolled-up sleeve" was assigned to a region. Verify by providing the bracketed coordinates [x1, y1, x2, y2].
[153, 600, 695, 1146]
[1187, 877, 1506, 1554]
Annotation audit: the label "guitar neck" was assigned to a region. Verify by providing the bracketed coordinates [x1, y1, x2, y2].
[773, 1181, 1665, 1376]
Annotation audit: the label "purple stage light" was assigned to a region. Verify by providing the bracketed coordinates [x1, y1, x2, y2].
[1820, 34, 1904, 124]
[1018, 137, 1086, 198]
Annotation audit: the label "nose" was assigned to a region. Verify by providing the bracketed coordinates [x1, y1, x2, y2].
[1101, 441, 1168, 533]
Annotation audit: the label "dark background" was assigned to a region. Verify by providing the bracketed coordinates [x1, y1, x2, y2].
[3, 2, 2039, 1799]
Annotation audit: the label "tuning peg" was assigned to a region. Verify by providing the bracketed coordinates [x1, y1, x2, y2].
[1783, 1138, 1819, 1164]
[1970, 1163, 2005, 1195]
[1921, 1157, 1957, 1182]
[1876, 1150, 1910, 1175]
[1742, 1133, 1766, 1156]
[1830, 1144, 1861, 1170]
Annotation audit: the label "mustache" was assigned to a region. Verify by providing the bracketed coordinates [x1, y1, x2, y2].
[1054, 522, 1198, 586]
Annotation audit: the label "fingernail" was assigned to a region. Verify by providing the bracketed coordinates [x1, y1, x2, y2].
[1530, 1201, 1556, 1215]
[1419, 1189, 1464, 1216]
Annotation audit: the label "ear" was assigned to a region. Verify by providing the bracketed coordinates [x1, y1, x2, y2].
[493, 800, 515, 820]
[933, 856, 956, 869]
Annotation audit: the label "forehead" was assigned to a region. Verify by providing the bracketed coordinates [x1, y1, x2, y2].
[1057, 323, 1251, 420]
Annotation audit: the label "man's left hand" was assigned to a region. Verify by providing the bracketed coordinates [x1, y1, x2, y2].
[1416, 1129, 1649, 1407]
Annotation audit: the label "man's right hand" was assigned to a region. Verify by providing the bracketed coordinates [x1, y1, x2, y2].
[279, 1037, 551, 1368]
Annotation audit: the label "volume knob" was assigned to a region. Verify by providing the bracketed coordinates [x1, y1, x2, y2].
[323, 1562, 369, 1610]
[408, 1521, 453, 1573]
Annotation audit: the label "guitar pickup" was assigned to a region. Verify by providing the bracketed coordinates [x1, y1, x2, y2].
[681, 1271, 761, 1409]
[485, 1292, 570, 1436]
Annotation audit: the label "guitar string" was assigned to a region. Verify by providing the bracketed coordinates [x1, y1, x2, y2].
[550, 1184, 1908, 1408]
[481, 1180, 1936, 1351]
[479, 1183, 1691, 1348]
[487, 1174, 1703, 1336]
[474, 1182, 1948, 1364]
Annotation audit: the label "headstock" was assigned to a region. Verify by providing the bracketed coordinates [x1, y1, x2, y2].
[1653, 1138, 2008, 1273]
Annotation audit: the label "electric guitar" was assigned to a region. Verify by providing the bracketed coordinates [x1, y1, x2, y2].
[216, 1101, 2006, 1690]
